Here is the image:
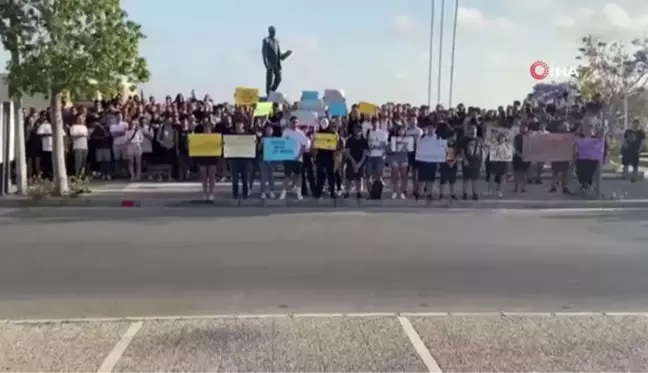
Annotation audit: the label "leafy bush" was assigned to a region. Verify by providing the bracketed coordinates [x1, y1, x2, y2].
[26, 175, 55, 200]
[26, 174, 92, 200]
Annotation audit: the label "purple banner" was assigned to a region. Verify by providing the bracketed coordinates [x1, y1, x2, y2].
[575, 137, 604, 160]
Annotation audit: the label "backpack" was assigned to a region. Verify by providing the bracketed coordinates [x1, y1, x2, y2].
[369, 179, 383, 200]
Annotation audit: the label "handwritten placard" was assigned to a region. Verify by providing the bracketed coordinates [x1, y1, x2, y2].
[263, 137, 296, 161]
[415, 136, 447, 163]
[575, 137, 604, 160]
[313, 133, 338, 150]
[188, 133, 223, 157]
[390, 137, 414, 152]
[223, 135, 257, 158]
[523, 133, 573, 162]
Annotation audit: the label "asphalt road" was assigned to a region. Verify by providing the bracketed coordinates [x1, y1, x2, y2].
[1, 206, 648, 320]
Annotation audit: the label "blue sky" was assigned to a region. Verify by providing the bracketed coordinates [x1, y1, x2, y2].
[2, 0, 648, 108]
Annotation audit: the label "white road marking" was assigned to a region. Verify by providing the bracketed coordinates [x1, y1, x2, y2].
[3, 311, 648, 325]
[97, 321, 142, 373]
[398, 316, 442, 372]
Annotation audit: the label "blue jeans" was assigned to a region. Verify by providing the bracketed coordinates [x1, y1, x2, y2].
[259, 160, 275, 194]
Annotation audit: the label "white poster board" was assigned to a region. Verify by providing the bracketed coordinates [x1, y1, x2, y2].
[223, 135, 257, 158]
[415, 136, 447, 163]
[390, 137, 414, 152]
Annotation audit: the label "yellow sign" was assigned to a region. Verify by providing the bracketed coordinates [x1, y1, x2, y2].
[223, 135, 257, 158]
[253, 102, 273, 117]
[313, 133, 338, 150]
[234, 87, 259, 106]
[189, 134, 223, 157]
[358, 101, 379, 116]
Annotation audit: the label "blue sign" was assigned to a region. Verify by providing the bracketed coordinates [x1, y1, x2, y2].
[301, 90, 319, 101]
[263, 138, 297, 161]
[328, 102, 348, 116]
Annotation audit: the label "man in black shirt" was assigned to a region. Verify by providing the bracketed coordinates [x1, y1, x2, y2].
[459, 122, 484, 200]
[622, 120, 646, 181]
[344, 125, 368, 199]
[313, 119, 341, 199]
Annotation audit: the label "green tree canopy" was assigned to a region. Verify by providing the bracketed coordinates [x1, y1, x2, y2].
[1, 0, 150, 194]
[4, 0, 150, 100]
[575, 35, 648, 129]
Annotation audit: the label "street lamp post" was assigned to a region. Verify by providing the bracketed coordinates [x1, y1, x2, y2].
[427, 0, 436, 107]
[436, 0, 446, 105]
[448, 0, 459, 107]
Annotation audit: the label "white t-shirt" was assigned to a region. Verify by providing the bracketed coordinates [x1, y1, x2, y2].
[36, 122, 53, 152]
[110, 121, 128, 145]
[282, 128, 310, 162]
[70, 124, 88, 150]
[366, 128, 388, 157]
[126, 129, 143, 144]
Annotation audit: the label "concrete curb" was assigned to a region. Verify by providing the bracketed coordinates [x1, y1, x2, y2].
[609, 161, 648, 180]
[2, 196, 648, 209]
[4, 311, 648, 325]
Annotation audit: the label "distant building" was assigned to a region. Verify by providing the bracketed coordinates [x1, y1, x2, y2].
[0, 73, 49, 109]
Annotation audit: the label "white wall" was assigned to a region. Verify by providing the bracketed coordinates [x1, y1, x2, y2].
[0, 73, 49, 109]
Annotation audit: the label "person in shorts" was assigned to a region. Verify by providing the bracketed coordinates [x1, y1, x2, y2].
[459, 122, 484, 200]
[344, 125, 368, 199]
[280, 116, 310, 200]
[415, 123, 440, 200]
[364, 117, 388, 193]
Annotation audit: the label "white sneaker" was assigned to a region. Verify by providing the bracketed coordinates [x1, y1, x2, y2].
[208, 194, 214, 201]
[399, 193, 406, 199]
[279, 190, 287, 200]
[203, 194, 209, 201]
[391, 192, 398, 199]
[497, 192, 503, 198]
[268, 191, 276, 199]
[260, 192, 267, 200]
[296, 191, 303, 200]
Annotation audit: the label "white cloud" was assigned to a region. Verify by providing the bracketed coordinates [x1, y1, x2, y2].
[554, 15, 577, 28]
[457, 7, 513, 31]
[603, 3, 633, 28]
[283, 36, 319, 53]
[390, 15, 418, 33]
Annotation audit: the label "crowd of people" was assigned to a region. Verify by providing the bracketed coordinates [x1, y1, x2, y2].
[21, 92, 646, 201]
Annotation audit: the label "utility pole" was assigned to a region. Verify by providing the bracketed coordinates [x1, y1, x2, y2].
[8, 0, 27, 194]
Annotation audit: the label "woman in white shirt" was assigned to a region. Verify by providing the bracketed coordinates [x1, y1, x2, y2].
[126, 119, 143, 181]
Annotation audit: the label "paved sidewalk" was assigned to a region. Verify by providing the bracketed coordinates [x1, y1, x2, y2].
[1, 178, 647, 209]
[1, 313, 647, 372]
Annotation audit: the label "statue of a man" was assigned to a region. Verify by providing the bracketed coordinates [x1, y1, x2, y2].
[262, 26, 292, 96]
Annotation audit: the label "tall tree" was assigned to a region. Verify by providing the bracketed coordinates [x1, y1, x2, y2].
[575, 35, 648, 131]
[4, 0, 149, 194]
[0, 0, 36, 194]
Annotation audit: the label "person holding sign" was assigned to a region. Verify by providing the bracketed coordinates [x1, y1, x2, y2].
[227, 120, 257, 199]
[415, 123, 443, 200]
[343, 125, 369, 199]
[439, 131, 460, 200]
[258, 124, 278, 199]
[313, 119, 342, 199]
[280, 116, 310, 200]
[459, 122, 485, 200]
[192, 118, 219, 201]
[365, 117, 388, 194]
[387, 125, 412, 199]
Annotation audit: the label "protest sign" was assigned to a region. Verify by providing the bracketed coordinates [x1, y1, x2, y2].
[323, 89, 345, 103]
[313, 133, 338, 150]
[292, 110, 318, 127]
[299, 99, 325, 113]
[188, 134, 222, 157]
[253, 102, 273, 117]
[328, 102, 347, 116]
[223, 135, 256, 158]
[263, 138, 296, 161]
[523, 133, 573, 162]
[415, 136, 447, 163]
[390, 137, 414, 152]
[575, 137, 604, 160]
[486, 127, 513, 161]
[358, 101, 379, 116]
[446, 147, 457, 166]
[234, 87, 259, 106]
[301, 90, 319, 101]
